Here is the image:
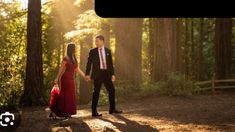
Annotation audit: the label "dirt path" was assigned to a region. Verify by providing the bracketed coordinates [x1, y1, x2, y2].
[16, 91, 235, 132]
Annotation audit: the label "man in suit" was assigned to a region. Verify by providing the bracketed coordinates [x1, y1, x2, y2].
[85, 35, 122, 117]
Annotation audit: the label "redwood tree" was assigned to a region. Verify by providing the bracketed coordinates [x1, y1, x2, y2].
[152, 18, 178, 81]
[20, 0, 45, 106]
[114, 18, 143, 87]
[215, 18, 232, 79]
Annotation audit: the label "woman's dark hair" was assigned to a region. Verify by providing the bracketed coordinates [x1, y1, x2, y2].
[67, 43, 78, 64]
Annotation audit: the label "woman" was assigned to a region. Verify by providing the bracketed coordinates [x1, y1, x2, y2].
[49, 43, 85, 119]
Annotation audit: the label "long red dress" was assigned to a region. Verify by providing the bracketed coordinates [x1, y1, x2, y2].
[50, 57, 77, 117]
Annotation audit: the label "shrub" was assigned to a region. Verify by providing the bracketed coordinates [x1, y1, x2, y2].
[158, 72, 199, 96]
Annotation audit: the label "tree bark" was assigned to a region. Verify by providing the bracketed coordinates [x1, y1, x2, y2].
[153, 18, 178, 81]
[176, 18, 183, 73]
[20, 0, 45, 106]
[79, 35, 93, 104]
[114, 18, 143, 87]
[191, 19, 194, 78]
[215, 18, 232, 79]
[184, 18, 189, 76]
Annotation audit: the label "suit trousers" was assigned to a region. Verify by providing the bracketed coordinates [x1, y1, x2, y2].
[92, 70, 116, 112]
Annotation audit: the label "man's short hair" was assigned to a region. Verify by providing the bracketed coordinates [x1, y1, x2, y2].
[96, 35, 105, 41]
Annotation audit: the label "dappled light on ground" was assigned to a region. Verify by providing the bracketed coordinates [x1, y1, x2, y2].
[17, 92, 235, 131]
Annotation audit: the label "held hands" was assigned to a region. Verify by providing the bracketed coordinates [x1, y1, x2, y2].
[84, 75, 115, 82]
[112, 75, 116, 82]
[85, 75, 91, 82]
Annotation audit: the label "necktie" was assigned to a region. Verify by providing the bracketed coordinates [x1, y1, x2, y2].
[99, 48, 106, 69]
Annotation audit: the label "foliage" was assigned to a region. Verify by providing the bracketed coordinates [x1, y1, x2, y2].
[157, 72, 199, 96]
[202, 18, 215, 79]
[97, 82, 137, 105]
[0, 1, 26, 106]
[65, 10, 106, 41]
[97, 72, 200, 105]
[142, 18, 151, 82]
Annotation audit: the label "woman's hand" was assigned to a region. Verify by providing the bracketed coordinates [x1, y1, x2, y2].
[111, 75, 116, 82]
[54, 78, 59, 85]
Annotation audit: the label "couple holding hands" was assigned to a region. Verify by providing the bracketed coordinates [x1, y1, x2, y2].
[49, 35, 122, 119]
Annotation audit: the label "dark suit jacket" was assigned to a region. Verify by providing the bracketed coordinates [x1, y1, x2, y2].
[85, 47, 115, 80]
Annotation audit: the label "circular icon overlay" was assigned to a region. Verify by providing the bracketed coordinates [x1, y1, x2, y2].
[0, 105, 21, 132]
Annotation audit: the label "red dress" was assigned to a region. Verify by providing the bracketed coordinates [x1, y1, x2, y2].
[50, 57, 77, 117]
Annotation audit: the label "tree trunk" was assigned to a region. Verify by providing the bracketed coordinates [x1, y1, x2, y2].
[79, 35, 93, 104]
[153, 18, 178, 81]
[197, 18, 204, 81]
[101, 23, 111, 48]
[20, 0, 45, 106]
[184, 18, 189, 76]
[114, 18, 143, 87]
[176, 18, 183, 73]
[215, 18, 232, 79]
[191, 19, 194, 78]
[149, 18, 157, 81]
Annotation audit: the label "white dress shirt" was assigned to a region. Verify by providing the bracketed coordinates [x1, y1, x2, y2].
[98, 46, 107, 69]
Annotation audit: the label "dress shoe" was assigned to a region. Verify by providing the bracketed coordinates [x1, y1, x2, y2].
[109, 109, 123, 114]
[92, 112, 102, 117]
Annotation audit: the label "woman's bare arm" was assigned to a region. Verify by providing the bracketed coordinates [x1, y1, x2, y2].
[54, 61, 66, 84]
[76, 64, 85, 78]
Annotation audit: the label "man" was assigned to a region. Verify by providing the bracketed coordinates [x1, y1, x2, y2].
[85, 35, 122, 117]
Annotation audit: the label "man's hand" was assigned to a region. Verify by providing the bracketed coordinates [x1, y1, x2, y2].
[85, 75, 91, 82]
[111, 75, 116, 82]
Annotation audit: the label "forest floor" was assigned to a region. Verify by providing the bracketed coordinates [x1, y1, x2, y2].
[16, 91, 235, 132]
